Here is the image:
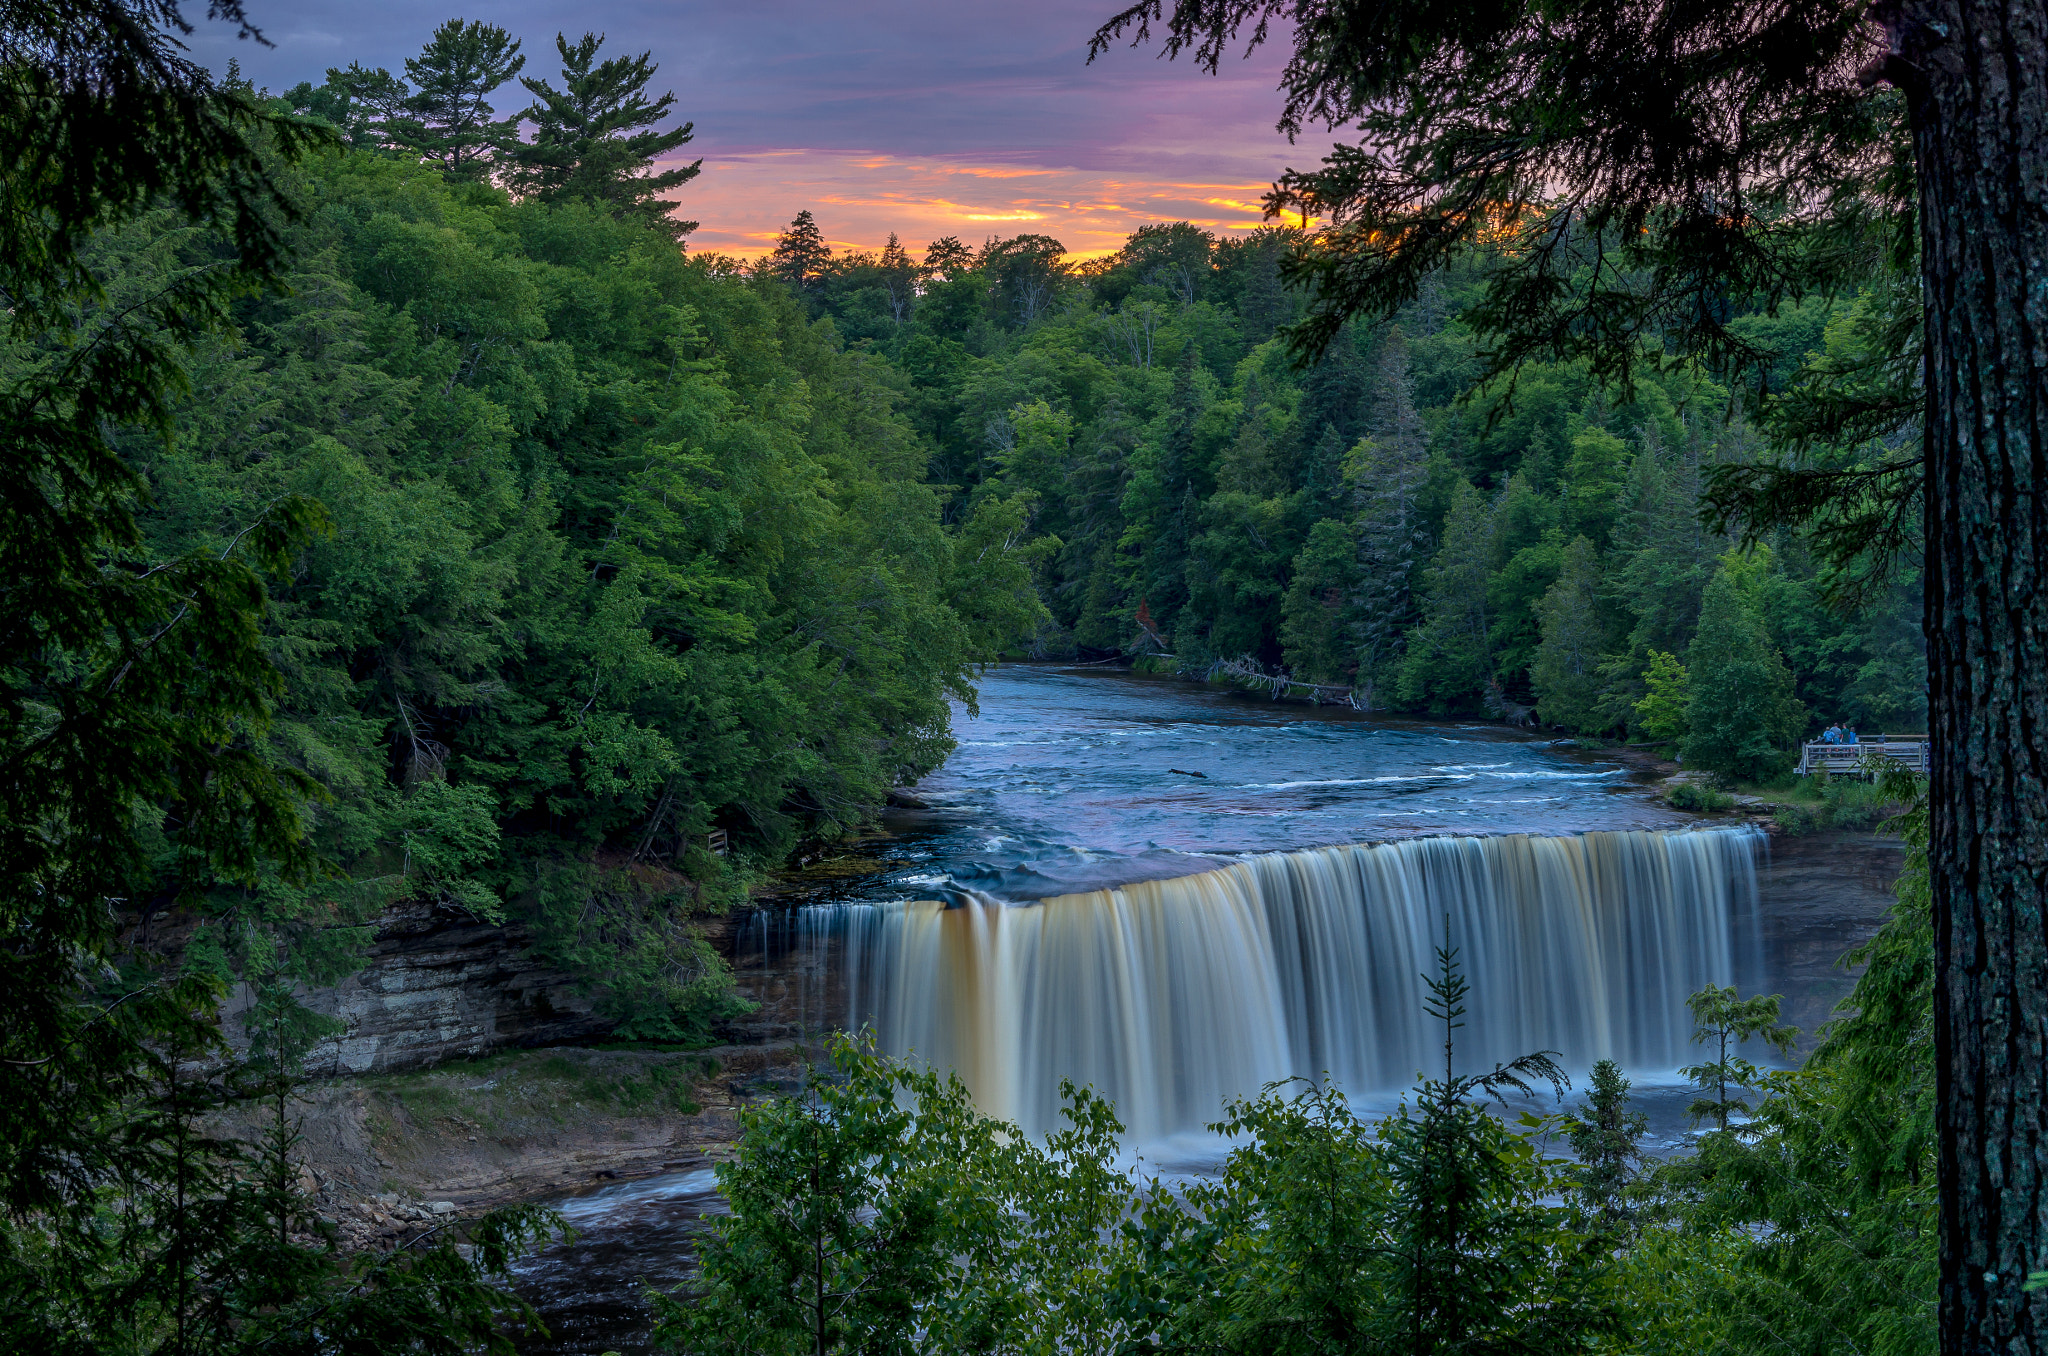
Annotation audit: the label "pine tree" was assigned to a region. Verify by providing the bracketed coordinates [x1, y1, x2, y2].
[769, 210, 833, 291]
[1531, 536, 1608, 731]
[1683, 569, 1805, 780]
[1280, 518, 1357, 686]
[1093, 9, 2048, 1332]
[1344, 331, 1430, 698]
[1123, 346, 1203, 649]
[1399, 478, 1495, 709]
[390, 19, 526, 180]
[287, 62, 410, 149]
[1565, 1059, 1647, 1232]
[510, 31, 701, 238]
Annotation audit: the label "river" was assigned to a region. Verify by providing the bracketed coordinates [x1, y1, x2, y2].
[510, 664, 1900, 1354]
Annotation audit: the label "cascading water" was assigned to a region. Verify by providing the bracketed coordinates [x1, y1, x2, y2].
[771, 825, 1763, 1141]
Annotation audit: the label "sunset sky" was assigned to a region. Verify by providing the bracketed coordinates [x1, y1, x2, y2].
[190, 0, 1331, 257]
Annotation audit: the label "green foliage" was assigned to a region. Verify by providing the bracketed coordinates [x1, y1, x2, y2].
[1531, 537, 1607, 730]
[768, 209, 833, 291]
[744, 204, 1923, 731]
[1639, 781, 1934, 1356]
[1667, 781, 1735, 812]
[389, 19, 527, 178]
[509, 31, 701, 237]
[653, 1035, 1132, 1355]
[1680, 986, 1799, 1133]
[1563, 1059, 1647, 1234]
[1634, 650, 1692, 743]
[1683, 569, 1806, 779]
[665, 956, 1627, 1356]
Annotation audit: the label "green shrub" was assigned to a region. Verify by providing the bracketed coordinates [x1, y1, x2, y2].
[1669, 782, 1736, 812]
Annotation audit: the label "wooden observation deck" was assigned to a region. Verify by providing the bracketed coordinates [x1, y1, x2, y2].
[1795, 736, 1929, 776]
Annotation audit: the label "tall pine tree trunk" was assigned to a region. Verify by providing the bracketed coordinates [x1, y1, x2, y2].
[1904, 1, 2048, 1349]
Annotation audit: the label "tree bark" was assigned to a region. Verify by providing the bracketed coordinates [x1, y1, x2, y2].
[1906, 0, 2048, 1350]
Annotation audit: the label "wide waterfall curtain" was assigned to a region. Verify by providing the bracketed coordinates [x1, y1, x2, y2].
[787, 826, 1762, 1141]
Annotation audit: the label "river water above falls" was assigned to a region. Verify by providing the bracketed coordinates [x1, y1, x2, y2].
[512, 665, 1899, 1354]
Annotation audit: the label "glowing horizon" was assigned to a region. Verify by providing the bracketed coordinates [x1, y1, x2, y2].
[670, 147, 1300, 260]
[191, 1, 1337, 266]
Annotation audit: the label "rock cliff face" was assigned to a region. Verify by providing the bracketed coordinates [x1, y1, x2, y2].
[219, 901, 611, 1076]
[215, 904, 805, 1076]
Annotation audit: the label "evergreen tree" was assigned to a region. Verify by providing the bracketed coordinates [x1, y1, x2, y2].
[1120, 346, 1203, 648]
[391, 19, 526, 179]
[1344, 331, 1430, 696]
[510, 31, 701, 237]
[1280, 518, 1357, 686]
[1681, 985, 1800, 1132]
[1531, 536, 1607, 730]
[1399, 478, 1495, 709]
[1683, 569, 1805, 780]
[1565, 1059, 1647, 1233]
[1610, 426, 1715, 659]
[1094, 7, 2048, 1332]
[286, 62, 410, 149]
[769, 209, 833, 291]
[1125, 939, 1622, 1356]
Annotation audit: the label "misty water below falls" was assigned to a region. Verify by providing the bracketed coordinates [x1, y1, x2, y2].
[511, 666, 1858, 1354]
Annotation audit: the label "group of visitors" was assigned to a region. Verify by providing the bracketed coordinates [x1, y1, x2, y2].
[1821, 723, 1860, 745]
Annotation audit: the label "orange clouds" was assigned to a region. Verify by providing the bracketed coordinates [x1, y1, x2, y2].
[669, 148, 1293, 260]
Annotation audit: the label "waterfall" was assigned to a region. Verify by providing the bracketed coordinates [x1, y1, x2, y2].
[774, 826, 1763, 1141]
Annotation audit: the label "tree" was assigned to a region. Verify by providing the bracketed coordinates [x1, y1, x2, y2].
[1280, 518, 1357, 686]
[877, 233, 917, 323]
[768, 209, 832, 292]
[1118, 220, 1214, 306]
[1119, 346, 1203, 648]
[655, 1036, 1132, 1355]
[1681, 986, 1800, 1133]
[1119, 938, 1623, 1356]
[1565, 1059, 1647, 1234]
[1398, 477, 1494, 709]
[1633, 650, 1692, 744]
[391, 19, 525, 179]
[923, 235, 974, 279]
[0, 0, 329, 1328]
[981, 233, 1069, 326]
[0, 7, 560, 1344]
[1683, 569, 1805, 780]
[286, 62, 410, 149]
[1090, 4, 2048, 1341]
[1339, 330, 1431, 700]
[510, 31, 701, 238]
[1530, 536, 1605, 730]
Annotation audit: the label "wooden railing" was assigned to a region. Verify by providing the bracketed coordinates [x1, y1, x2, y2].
[1795, 737, 1929, 776]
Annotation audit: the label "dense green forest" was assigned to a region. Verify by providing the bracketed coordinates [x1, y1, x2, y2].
[121, 143, 1049, 1036]
[764, 215, 1924, 760]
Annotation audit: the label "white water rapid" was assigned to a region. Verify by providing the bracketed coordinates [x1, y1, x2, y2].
[785, 826, 1764, 1141]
